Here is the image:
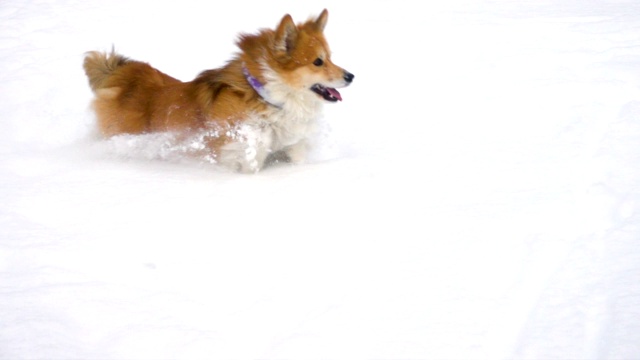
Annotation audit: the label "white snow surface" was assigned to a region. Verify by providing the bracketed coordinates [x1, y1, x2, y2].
[2, 0, 640, 358]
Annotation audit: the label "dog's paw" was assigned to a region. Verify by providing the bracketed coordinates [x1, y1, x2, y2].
[282, 141, 310, 165]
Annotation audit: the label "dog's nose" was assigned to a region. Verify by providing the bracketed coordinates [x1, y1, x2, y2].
[344, 71, 354, 83]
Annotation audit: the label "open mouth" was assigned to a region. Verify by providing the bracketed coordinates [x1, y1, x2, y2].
[311, 84, 342, 102]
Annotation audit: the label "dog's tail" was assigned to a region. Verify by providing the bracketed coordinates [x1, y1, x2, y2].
[83, 49, 130, 92]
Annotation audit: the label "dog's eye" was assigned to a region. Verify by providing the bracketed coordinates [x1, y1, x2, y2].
[313, 58, 324, 66]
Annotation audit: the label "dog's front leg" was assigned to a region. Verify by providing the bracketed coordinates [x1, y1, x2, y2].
[283, 140, 310, 164]
[218, 125, 274, 173]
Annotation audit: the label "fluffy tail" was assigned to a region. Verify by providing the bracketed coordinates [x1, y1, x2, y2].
[83, 50, 130, 92]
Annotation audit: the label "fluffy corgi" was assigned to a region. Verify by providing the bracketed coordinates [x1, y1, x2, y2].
[83, 9, 353, 172]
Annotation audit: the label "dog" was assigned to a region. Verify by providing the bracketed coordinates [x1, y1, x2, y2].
[83, 9, 353, 172]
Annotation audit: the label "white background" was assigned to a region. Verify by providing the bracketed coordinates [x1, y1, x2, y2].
[1, 0, 639, 358]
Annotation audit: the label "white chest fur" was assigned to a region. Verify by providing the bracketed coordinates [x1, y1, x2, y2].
[216, 88, 324, 172]
[216, 64, 326, 172]
[264, 97, 323, 149]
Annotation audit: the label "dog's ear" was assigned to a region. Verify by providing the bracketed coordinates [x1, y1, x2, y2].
[315, 9, 329, 32]
[275, 14, 298, 54]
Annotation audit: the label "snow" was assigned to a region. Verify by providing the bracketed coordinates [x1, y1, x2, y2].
[1, 0, 640, 358]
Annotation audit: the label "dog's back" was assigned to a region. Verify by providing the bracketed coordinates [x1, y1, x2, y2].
[83, 51, 194, 136]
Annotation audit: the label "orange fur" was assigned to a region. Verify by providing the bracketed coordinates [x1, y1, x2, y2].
[83, 9, 353, 172]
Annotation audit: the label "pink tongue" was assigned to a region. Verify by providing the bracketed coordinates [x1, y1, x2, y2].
[328, 87, 342, 101]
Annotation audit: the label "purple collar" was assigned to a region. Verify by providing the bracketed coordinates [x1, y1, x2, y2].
[242, 64, 283, 108]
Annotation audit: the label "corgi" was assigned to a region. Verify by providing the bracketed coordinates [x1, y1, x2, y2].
[83, 9, 353, 172]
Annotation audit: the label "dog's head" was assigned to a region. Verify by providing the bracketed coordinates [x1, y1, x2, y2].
[239, 10, 354, 104]
[273, 9, 354, 102]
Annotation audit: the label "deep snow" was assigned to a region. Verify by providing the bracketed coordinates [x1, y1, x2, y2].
[1, 0, 640, 358]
